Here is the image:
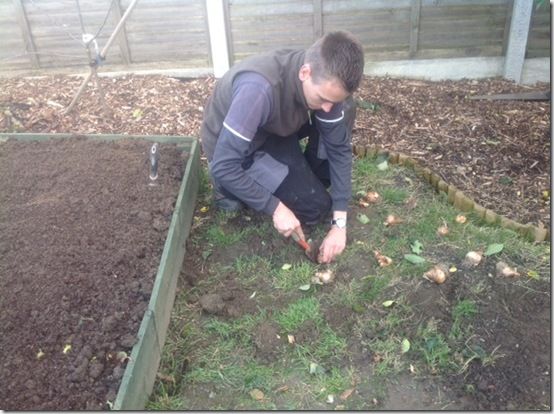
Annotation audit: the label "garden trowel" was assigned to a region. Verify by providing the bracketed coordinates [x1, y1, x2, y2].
[291, 231, 318, 263]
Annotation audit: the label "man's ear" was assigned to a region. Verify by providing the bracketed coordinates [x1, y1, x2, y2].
[299, 64, 311, 81]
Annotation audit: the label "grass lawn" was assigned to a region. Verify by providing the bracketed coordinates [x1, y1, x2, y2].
[148, 154, 550, 410]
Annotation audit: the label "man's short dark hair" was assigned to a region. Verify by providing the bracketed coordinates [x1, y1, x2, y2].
[305, 31, 364, 93]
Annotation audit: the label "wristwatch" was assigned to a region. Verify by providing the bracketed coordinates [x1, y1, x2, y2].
[332, 217, 347, 229]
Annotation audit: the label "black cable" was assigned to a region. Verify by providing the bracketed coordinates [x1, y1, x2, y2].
[92, 0, 117, 41]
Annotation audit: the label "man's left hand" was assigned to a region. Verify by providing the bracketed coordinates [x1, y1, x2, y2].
[317, 226, 346, 264]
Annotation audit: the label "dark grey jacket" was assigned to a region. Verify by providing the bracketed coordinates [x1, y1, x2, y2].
[200, 49, 352, 214]
[201, 49, 310, 160]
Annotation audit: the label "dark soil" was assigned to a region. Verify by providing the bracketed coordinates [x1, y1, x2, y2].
[0, 137, 185, 410]
[401, 256, 551, 410]
[353, 77, 551, 228]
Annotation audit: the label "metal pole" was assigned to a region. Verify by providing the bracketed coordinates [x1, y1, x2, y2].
[100, 0, 139, 59]
[64, 0, 139, 114]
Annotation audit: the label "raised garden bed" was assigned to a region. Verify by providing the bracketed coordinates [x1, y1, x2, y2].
[0, 133, 199, 410]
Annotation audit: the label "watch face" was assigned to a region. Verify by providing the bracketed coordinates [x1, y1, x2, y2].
[333, 218, 346, 228]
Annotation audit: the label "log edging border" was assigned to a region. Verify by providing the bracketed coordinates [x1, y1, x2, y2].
[353, 145, 550, 243]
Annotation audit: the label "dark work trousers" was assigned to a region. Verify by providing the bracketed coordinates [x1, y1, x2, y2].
[257, 121, 332, 225]
[264, 98, 356, 225]
[219, 99, 356, 225]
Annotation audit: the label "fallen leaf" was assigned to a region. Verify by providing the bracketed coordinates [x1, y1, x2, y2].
[409, 364, 416, 374]
[326, 394, 335, 404]
[410, 240, 423, 254]
[340, 388, 354, 400]
[249, 291, 256, 299]
[401, 338, 411, 353]
[404, 254, 426, 264]
[382, 300, 395, 308]
[199, 206, 209, 213]
[36, 349, 45, 360]
[449, 266, 457, 273]
[527, 270, 539, 279]
[358, 200, 370, 207]
[63, 344, 72, 354]
[309, 362, 325, 375]
[275, 385, 289, 393]
[281, 263, 292, 270]
[377, 160, 388, 171]
[132, 108, 143, 119]
[250, 389, 265, 401]
[287, 335, 295, 344]
[484, 243, 504, 256]
[357, 213, 370, 224]
[298, 284, 311, 291]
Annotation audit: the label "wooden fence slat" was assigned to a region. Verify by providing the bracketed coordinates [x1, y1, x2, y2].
[0, 0, 549, 76]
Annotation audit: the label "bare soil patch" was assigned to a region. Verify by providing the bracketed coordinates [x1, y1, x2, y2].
[0, 137, 185, 410]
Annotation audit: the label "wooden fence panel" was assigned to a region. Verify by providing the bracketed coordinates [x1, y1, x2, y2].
[0, 0, 549, 75]
[227, 0, 314, 63]
[527, 3, 550, 58]
[417, 1, 510, 59]
[18, 0, 125, 69]
[322, 1, 412, 61]
[0, 1, 34, 70]
[121, 0, 209, 66]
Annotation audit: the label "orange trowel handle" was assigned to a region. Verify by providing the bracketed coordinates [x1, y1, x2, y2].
[291, 231, 311, 252]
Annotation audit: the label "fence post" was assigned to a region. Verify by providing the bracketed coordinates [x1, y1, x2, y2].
[13, 0, 39, 68]
[503, 0, 533, 82]
[409, 0, 421, 58]
[206, 0, 230, 78]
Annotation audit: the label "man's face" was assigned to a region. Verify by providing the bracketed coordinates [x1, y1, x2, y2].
[299, 64, 349, 112]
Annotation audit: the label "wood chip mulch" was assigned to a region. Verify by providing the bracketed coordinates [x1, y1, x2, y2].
[0, 73, 550, 228]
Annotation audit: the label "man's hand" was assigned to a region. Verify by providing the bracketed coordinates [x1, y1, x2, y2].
[317, 226, 346, 264]
[273, 201, 304, 239]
